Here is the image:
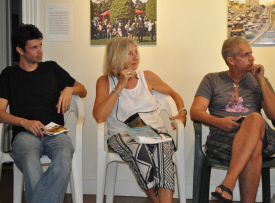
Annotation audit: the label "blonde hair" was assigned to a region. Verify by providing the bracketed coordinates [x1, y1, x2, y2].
[103, 37, 140, 76]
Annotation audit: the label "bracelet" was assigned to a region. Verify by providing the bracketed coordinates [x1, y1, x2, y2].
[112, 89, 120, 97]
[178, 108, 187, 115]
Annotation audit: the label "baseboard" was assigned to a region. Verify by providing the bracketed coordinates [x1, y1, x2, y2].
[81, 176, 179, 198]
[78, 177, 273, 201]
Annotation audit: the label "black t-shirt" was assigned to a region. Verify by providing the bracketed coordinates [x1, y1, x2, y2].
[0, 61, 75, 139]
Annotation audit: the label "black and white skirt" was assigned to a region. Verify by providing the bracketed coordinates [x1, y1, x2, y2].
[107, 132, 175, 194]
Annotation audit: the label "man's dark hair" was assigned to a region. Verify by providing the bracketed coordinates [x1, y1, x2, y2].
[11, 24, 43, 61]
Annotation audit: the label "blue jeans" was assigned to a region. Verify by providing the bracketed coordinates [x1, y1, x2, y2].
[10, 131, 74, 203]
[107, 30, 112, 39]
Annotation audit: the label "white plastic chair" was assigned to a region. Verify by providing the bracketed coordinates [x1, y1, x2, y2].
[96, 90, 186, 203]
[0, 95, 85, 203]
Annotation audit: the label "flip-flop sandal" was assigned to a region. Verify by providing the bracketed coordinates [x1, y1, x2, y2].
[211, 184, 233, 203]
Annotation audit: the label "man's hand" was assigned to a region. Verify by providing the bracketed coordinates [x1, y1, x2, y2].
[20, 119, 47, 137]
[217, 116, 241, 132]
[250, 64, 264, 81]
[170, 113, 186, 129]
[56, 87, 73, 114]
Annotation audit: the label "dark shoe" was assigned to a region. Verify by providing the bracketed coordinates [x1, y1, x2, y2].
[211, 184, 232, 203]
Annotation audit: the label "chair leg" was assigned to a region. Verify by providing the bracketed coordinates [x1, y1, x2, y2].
[106, 162, 118, 203]
[201, 166, 212, 203]
[193, 160, 206, 203]
[174, 159, 186, 202]
[96, 153, 108, 203]
[262, 167, 271, 203]
[69, 173, 76, 203]
[0, 162, 3, 182]
[13, 163, 23, 203]
[71, 157, 83, 203]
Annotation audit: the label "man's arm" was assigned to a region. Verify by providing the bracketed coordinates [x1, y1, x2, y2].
[0, 98, 47, 136]
[260, 80, 275, 120]
[56, 81, 87, 114]
[250, 64, 275, 120]
[190, 96, 240, 132]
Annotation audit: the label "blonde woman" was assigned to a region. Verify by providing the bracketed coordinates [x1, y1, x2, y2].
[93, 37, 186, 203]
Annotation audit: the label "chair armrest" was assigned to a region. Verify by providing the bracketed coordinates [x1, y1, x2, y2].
[74, 116, 84, 156]
[172, 119, 185, 153]
[97, 122, 106, 154]
[152, 90, 185, 151]
[65, 95, 85, 155]
[193, 121, 205, 156]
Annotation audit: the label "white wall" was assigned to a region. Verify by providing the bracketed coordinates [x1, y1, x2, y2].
[34, 0, 275, 201]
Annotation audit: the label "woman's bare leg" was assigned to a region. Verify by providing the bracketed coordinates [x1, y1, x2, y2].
[158, 188, 173, 203]
[145, 188, 159, 203]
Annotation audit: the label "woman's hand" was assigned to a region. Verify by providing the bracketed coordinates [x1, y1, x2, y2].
[117, 69, 138, 88]
[170, 112, 186, 130]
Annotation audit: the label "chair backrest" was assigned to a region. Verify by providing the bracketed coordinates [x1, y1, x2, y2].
[152, 90, 178, 116]
[0, 123, 7, 153]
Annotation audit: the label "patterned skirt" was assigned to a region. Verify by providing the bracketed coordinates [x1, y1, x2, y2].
[205, 121, 275, 165]
[107, 132, 175, 194]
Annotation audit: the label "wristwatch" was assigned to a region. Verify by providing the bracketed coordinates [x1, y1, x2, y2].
[178, 108, 187, 115]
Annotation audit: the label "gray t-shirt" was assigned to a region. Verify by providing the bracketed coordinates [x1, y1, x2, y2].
[195, 71, 274, 133]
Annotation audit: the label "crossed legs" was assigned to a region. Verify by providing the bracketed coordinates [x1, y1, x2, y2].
[215, 112, 266, 202]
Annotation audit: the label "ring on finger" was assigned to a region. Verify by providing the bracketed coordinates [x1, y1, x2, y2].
[127, 71, 131, 75]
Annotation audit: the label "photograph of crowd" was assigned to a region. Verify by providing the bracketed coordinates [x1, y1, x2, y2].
[90, 0, 157, 45]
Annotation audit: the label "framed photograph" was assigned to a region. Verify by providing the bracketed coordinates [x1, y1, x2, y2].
[90, 0, 157, 45]
[227, 1, 275, 45]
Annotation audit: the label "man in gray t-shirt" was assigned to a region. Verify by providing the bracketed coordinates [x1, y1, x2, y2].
[190, 37, 275, 203]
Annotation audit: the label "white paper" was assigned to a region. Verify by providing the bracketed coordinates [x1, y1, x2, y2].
[45, 4, 72, 41]
[137, 134, 172, 144]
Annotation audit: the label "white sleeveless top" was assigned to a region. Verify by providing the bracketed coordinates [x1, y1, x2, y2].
[107, 70, 166, 138]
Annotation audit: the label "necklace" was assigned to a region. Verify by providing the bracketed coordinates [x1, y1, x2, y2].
[227, 71, 246, 83]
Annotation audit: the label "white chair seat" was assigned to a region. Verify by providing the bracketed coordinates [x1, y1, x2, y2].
[96, 90, 186, 203]
[0, 95, 85, 203]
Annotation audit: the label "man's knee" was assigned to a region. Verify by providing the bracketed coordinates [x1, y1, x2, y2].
[10, 131, 42, 159]
[46, 134, 74, 165]
[246, 112, 263, 121]
[56, 145, 74, 161]
[51, 147, 73, 176]
[243, 112, 265, 127]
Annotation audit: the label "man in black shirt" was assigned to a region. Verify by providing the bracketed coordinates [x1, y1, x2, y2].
[0, 24, 87, 203]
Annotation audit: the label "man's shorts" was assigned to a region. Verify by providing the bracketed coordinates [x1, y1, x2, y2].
[205, 121, 275, 165]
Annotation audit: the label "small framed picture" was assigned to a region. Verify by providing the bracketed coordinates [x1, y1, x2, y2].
[90, 0, 157, 45]
[227, 2, 275, 46]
